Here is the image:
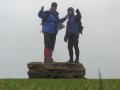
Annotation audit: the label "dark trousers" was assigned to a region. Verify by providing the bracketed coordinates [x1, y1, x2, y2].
[68, 34, 79, 60]
[44, 32, 56, 51]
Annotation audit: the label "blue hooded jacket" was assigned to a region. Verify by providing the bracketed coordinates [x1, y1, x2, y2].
[65, 7, 82, 38]
[38, 10, 66, 35]
[66, 15, 79, 36]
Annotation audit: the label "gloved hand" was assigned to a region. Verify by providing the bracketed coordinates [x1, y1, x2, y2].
[65, 15, 68, 19]
[41, 6, 44, 11]
[76, 9, 79, 13]
[64, 35, 68, 42]
[64, 38, 67, 42]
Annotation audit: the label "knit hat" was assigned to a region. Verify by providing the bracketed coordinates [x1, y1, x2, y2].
[51, 2, 57, 7]
[67, 7, 74, 12]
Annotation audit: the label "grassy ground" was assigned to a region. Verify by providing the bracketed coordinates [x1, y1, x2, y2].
[0, 79, 120, 90]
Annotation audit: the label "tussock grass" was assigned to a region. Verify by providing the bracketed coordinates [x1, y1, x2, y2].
[0, 78, 120, 90]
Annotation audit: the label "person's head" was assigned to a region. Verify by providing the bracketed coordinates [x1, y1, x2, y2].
[67, 7, 74, 16]
[50, 2, 57, 12]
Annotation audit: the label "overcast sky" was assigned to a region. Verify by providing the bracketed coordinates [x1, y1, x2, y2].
[0, 0, 120, 79]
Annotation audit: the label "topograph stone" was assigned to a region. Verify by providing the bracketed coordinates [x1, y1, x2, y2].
[27, 62, 86, 78]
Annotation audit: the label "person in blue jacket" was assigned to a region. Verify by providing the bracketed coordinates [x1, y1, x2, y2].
[64, 7, 83, 63]
[38, 2, 67, 63]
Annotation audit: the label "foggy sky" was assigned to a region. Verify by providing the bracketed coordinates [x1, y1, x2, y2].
[0, 0, 120, 79]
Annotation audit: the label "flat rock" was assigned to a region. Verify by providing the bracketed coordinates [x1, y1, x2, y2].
[27, 62, 86, 78]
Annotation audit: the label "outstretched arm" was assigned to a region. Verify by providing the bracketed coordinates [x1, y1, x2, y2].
[59, 15, 68, 23]
[75, 9, 82, 23]
[38, 6, 46, 18]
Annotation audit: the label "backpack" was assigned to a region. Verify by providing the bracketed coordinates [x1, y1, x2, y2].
[75, 11, 84, 35]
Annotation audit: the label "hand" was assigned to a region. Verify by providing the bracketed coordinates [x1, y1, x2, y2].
[65, 15, 68, 19]
[64, 35, 68, 42]
[64, 38, 67, 42]
[41, 6, 44, 11]
[76, 9, 79, 13]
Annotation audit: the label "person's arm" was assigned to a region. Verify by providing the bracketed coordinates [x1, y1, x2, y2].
[58, 15, 68, 23]
[64, 30, 68, 42]
[59, 15, 68, 23]
[75, 9, 82, 23]
[64, 22, 69, 42]
[38, 6, 46, 18]
[59, 16, 67, 23]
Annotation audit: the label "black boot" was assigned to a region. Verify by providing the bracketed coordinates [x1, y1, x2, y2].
[68, 45, 74, 63]
[69, 59, 73, 63]
[74, 59, 79, 63]
[74, 46, 79, 63]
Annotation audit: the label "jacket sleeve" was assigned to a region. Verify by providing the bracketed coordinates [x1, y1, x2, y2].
[75, 9, 82, 23]
[56, 12, 67, 23]
[59, 17, 67, 23]
[38, 10, 46, 18]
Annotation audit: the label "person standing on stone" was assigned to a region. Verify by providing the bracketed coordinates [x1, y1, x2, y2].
[64, 7, 83, 63]
[38, 2, 67, 63]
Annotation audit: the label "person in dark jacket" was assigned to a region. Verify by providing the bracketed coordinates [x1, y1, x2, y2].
[64, 7, 83, 63]
[38, 2, 67, 63]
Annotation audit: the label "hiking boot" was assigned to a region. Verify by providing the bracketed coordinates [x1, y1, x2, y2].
[69, 59, 74, 63]
[74, 59, 79, 63]
[66, 59, 73, 63]
[44, 58, 54, 63]
[44, 48, 54, 63]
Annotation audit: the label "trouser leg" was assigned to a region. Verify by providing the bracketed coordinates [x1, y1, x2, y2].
[50, 34, 56, 59]
[73, 35, 80, 61]
[68, 35, 74, 60]
[44, 32, 53, 62]
[50, 34, 56, 52]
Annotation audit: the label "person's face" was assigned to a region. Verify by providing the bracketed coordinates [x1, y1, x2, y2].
[51, 6, 57, 11]
[68, 10, 73, 15]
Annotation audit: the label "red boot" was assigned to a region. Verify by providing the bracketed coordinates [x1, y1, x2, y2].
[44, 48, 54, 63]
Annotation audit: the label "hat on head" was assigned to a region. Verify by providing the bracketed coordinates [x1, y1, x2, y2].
[51, 2, 57, 7]
[67, 7, 74, 12]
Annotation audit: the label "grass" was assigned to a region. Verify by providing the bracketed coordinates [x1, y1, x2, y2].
[0, 79, 120, 90]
